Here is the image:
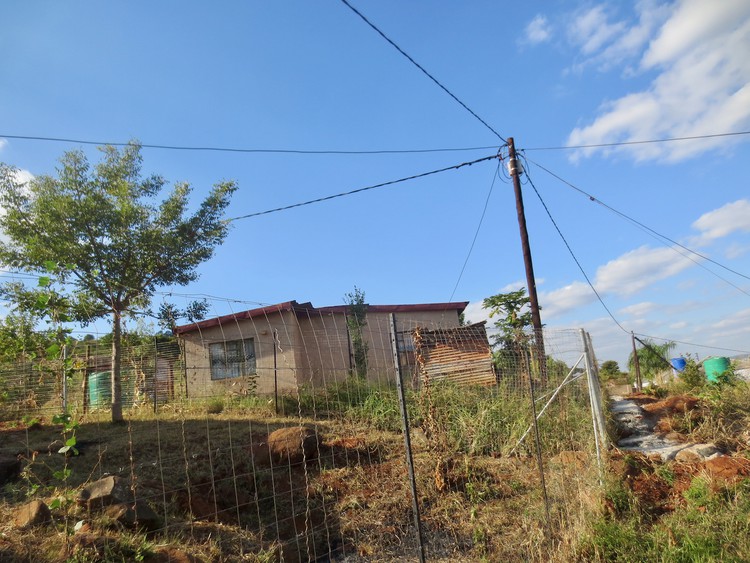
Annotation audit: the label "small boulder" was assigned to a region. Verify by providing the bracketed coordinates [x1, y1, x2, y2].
[103, 501, 161, 531]
[14, 499, 51, 529]
[77, 476, 133, 509]
[267, 427, 321, 465]
[675, 444, 720, 463]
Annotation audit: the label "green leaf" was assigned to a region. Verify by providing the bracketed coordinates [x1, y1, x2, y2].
[49, 498, 62, 510]
[45, 343, 61, 359]
[65, 436, 77, 447]
[52, 468, 71, 481]
[37, 276, 51, 287]
[43, 260, 57, 272]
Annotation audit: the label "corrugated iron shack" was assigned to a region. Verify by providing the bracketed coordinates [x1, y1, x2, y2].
[413, 322, 496, 387]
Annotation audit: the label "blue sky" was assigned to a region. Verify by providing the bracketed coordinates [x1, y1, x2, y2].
[1, 1, 749, 368]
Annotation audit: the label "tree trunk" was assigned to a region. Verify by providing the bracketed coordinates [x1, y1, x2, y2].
[111, 310, 124, 423]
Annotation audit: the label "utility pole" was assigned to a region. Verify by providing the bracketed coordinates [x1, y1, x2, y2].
[631, 332, 642, 392]
[507, 137, 551, 532]
[507, 138, 546, 377]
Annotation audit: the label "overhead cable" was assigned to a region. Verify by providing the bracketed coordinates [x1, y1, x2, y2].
[228, 153, 499, 222]
[338, 0, 506, 143]
[634, 332, 750, 355]
[524, 156, 750, 283]
[2, 130, 746, 156]
[448, 160, 501, 302]
[523, 168, 629, 334]
[0, 134, 498, 156]
[525, 130, 750, 152]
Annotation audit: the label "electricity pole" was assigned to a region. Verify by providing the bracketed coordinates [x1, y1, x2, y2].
[507, 138, 546, 374]
[507, 137, 551, 529]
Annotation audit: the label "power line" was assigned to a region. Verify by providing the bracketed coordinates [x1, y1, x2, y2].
[2, 129, 746, 158]
[634, 332, 750, 355]
[0, 133, 498, 156]
[338, 0, 506, 143]
[448, 161, 501, 302]
[524, 156, 750, 283]
[524, 130, 750, 152]
[523, 168, 629, 334]
[523, 161, 750, 355]
[228, 153, 499, 222]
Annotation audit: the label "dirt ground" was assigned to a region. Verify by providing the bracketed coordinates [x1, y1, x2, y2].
[610, 392, 750, 519]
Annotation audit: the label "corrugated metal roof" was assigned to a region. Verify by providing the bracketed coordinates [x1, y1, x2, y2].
[175, 300, 469, 334]
[413, 323, 496, 387]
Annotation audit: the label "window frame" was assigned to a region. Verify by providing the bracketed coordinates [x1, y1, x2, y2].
[209, 338, 257, 380]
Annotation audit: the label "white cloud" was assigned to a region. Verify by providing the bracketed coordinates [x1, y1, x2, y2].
[500, 280, 528, 293]
[594, 245, 695, 296]
[13, 169, 34, 186]
[569, 5, 626, 56]
[619, 301, 658, 317]
[524, 15, 552, 45]
[725, 242, 749, 260]
[462, 300, 491, 326]
[539, 281, 595, 318]
[567, 0, 750, 162]
[691, 199, 750, 243]
[0, 139, 7, 152]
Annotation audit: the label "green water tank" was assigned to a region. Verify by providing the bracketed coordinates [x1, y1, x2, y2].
[703, 357, 730, 383]
[88, 372, 112, 407]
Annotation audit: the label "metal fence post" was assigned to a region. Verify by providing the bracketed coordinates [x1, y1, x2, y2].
[389, 313, 426, 563]
[580, 329, 607, 480]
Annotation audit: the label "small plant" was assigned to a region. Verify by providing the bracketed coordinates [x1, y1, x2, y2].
[684, 476, 712, 509]
[655, 464, 676, 486]
[206, 398, 225, 414]
[52, 412, 79, 456]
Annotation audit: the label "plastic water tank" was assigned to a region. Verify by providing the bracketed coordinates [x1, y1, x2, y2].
[702, 357, 730, 383]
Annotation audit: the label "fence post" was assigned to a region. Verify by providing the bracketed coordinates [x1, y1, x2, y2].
[580, 329, 607, 479]
[389, 313, 426, 563]
[273, 329, 279, 415]
[62, 343, 67, 412]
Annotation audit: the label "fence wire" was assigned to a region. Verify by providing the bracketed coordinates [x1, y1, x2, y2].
[0, 304, 606, 561]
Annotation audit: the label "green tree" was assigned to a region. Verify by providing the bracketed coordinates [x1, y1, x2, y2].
[628, 339, 675, 384]
[482, 288, 535, 369]
[344, 286, 368, 378]
[600, 360, 623, 381]
[0, 143, 236, 422]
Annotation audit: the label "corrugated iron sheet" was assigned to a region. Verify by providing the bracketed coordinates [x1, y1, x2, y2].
[413, 323, 496, 387]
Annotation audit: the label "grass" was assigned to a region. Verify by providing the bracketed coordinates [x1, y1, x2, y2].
[6, 372, 749, 561]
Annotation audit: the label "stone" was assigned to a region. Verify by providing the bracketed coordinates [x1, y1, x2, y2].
[103, 501, 161, 531]
[675, 443, 720, 463]
[14, 499, 51, 529]
[267, 427, 321, 465]
[0, 455, 21, 485]
[77, 475, 133, 509]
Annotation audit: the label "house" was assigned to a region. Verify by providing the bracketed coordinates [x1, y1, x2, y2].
[174, 300, 468, 397]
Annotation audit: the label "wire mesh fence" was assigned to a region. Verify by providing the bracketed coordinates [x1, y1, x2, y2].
[0, 304, 607, 561]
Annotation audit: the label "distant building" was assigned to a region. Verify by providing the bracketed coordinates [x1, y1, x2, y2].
[175, 300, 468, 397]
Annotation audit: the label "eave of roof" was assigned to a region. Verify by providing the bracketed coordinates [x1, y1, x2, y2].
[175, 300, 470, 334]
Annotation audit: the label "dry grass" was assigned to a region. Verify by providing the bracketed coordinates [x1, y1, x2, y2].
[0, 384, 604, 562]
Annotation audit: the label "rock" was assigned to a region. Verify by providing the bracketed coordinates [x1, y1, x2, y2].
[267, 427, 321, 465]
[674, 443, 720, 463]
[14, 500, 51, 529]
[77, 476, 133, 509]
[103, 501, 161, 531]
[0, 455, 21, 485]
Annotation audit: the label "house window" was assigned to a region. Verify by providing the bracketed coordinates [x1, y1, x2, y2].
[209, 339, 256, 380]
